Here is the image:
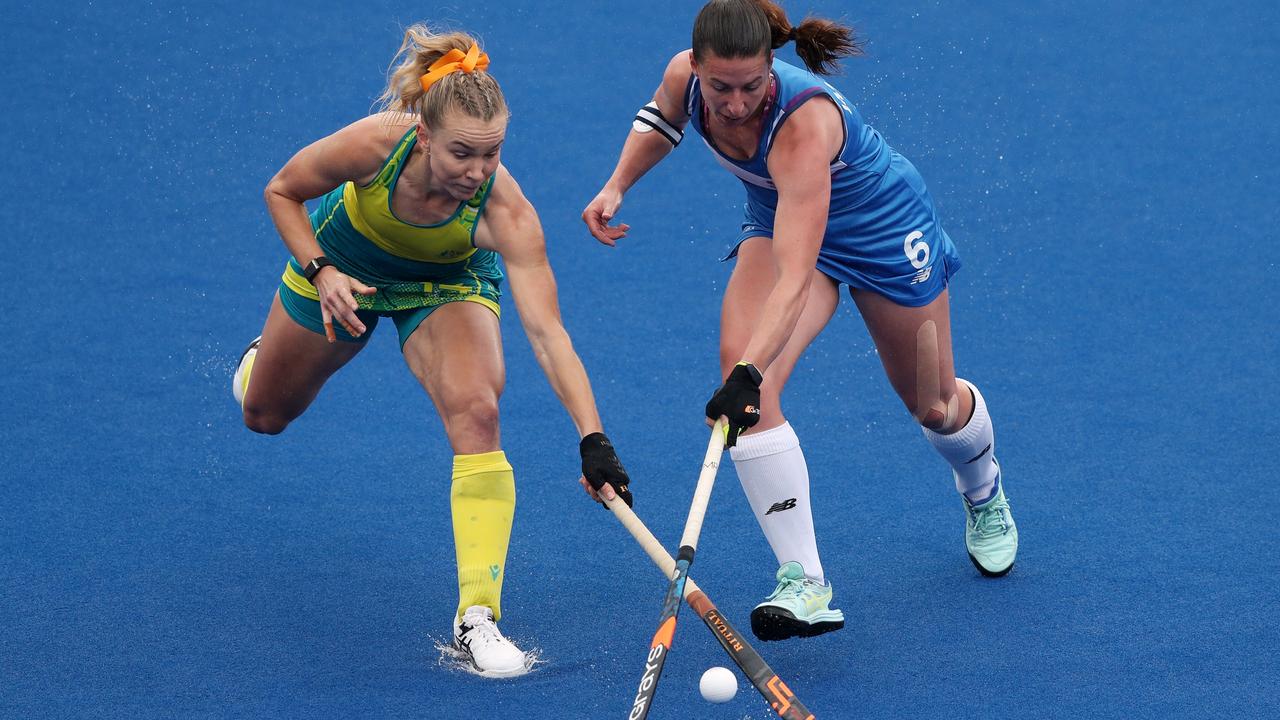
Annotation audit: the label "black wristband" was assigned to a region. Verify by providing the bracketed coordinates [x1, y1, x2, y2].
[303, 256, 334, 283]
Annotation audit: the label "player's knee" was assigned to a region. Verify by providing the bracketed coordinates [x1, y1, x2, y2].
[242, 405, 289, 435]
[448, 397, 501, 445]
[462, 397, 500, 428]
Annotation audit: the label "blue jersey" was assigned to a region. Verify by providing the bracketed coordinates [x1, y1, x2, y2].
[685, 58, 960, 307]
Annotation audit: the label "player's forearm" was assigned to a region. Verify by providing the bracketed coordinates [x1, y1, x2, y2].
[264, 186, 324, 265]
[741, 188, 826, 373]
[740, 277, 809, 374]
[604, 130, 675, 194]
[527, 324, 605, 437]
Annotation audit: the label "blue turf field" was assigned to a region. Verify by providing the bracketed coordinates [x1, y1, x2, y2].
[3, 1, 1278, 718]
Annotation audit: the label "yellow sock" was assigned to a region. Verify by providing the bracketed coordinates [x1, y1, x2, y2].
[451, 451, 516, 621]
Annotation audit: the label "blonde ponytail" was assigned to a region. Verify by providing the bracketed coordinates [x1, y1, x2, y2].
[377, 24, 507, 128]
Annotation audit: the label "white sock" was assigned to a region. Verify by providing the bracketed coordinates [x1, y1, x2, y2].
[729, 422, 825, 584]
[922, 378, 1000, 504]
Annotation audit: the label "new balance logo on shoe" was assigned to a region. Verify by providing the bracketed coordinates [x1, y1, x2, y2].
[765, 498, 797, 515]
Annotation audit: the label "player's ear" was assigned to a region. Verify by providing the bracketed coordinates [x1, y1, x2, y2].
[417, 118, 432, 153]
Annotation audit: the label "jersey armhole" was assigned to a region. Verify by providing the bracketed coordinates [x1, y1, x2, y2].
[360, 127, 417, 190]
[468, 176, 497, 248]
[764, 90, 848, 164]
[683, 73, 698, 119]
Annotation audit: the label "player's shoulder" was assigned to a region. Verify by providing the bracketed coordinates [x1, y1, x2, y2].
[308, 112, 415, 183]
[486, 164, 519, 200]
[476, 164, 543, 254]
[662, 49, 694, 79]
[770, 95, 845, 171]
[320, 110, 414, 155]
[659, 50, 695, 108]
[777, 64, 847, 133]
[280, 112, 412, 186]
[484, 165, 536, 220]
[339, 112, 416, 150]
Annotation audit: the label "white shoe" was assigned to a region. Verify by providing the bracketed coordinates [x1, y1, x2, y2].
[232, 336, 260, 408]
[452, 606, 529, 678]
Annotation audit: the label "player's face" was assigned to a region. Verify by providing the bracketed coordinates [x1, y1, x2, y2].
[692, 51, 772, 128]
[421, 110, 507, 200]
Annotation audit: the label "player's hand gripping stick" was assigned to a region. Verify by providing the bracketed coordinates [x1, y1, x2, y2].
[705, 362, 762, 447]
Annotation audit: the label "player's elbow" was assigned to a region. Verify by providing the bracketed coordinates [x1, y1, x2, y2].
[263, 173, 280, 202]
[263, 173, 304, 209]
[263, 177, 287, 208]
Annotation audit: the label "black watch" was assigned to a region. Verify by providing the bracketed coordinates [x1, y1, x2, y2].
[302, 256, 335, 283]
[738, 362, 763, 386]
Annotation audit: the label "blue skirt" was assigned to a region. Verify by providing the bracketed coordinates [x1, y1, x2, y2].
[727, 151, 961, 307]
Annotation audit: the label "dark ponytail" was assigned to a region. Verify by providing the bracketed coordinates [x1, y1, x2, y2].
[790, 16, 863, 75]
[693, 0, 863, 75]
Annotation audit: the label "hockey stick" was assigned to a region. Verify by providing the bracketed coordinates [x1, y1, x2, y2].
[606, 494, 817, 720]
[626, 419, 727, 720]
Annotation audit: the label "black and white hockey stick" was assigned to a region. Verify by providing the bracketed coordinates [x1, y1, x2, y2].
[607, 486, 817, 719]
[625, 419, 726, 719]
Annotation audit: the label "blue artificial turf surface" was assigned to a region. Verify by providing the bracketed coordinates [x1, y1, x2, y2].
[3, 1, 1278, 718]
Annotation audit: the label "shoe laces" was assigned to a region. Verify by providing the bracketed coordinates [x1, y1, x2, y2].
[769, 575, 809, 602]
[459, 610, 510, 650]
[969, 496, 1010, 537]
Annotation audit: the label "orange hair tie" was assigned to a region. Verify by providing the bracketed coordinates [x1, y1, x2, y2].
[418, 42, 490, 93]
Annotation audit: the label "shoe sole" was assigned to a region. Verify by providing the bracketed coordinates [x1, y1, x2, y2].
[750, 606, 844, 642]
[968, 552, 1014, 578]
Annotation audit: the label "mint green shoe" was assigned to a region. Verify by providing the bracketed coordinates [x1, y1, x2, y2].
[964, 474, 1018, 577]
[749, 562, 845, 641]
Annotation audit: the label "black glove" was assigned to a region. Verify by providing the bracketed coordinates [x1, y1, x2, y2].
[705, 362, 762, 447]
[580, 432, 633, 507]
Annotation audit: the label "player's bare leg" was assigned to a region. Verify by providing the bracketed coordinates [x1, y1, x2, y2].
[238, 292, 367, 435]
[720, 236, 846, 639]
[403, 302, 529, 676]
[852, 287, 1017, 576]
